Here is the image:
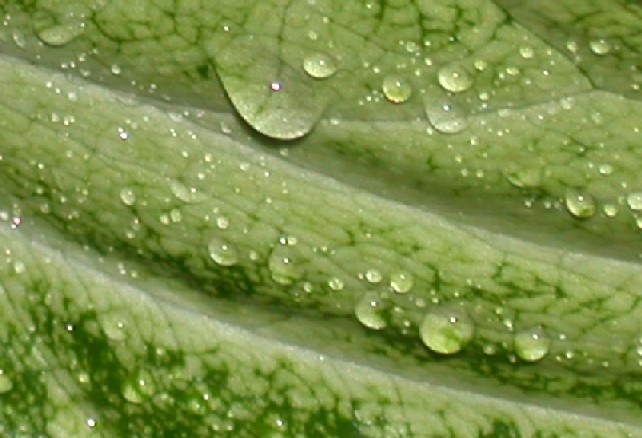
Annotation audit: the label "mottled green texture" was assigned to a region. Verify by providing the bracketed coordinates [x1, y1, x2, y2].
[0, 0, 641, 436]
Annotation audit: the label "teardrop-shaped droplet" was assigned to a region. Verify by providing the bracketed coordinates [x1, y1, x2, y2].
[215, 36, 326, 140]
[565, 189, 596, 218]
[208, 237, 238, 267]
[419, 308, 474, 354]
[437, 65, 473, 93]
[390, 271, 414, 294]
[303, 52, 337, 79]
[425, 101, 467, 134]
[355, 291, 388, 330]
[382, 75, 412, 103]
[514, 327, 551, 362]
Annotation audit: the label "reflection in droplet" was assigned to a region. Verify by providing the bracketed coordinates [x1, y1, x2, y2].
[420, 308, 474, 354]
[382, 75, 412, 103]
[565, 189, 596, 219]
[514, 327, 551, 362]
[425, 101, 467, 134]
[437, 65, 473, 93]
[215, 36, 326, 140]
[355, 291, 388, 330]
[303, 52, 337, 79]
[208, 237, 239, 267]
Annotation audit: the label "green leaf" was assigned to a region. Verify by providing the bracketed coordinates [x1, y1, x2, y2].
[0, 0, 642, 436]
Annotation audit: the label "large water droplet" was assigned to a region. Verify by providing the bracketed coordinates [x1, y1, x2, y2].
[390, 271, 414, 294]
[425, 101, 467, 134]
[382, 75, 412, 103]
[268, 243, 302, 285]
[589, 39, 611, 56]
[419, 308, 474, 354]
[303, 52, 337, 79]
[215, 36, 326, 140]
[208, 237, 238, 267]
[437, 65, 473, 93]
[565, 189, 596, 218]
[514, 327, 551, 362]
[626, 192, 642, 211]
[355, 291, 388, 330]
[119, 187, 136, 206]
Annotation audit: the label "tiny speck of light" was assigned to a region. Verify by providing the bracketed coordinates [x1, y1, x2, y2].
[87, 418, 97, 428]
[270, 81, 283, 91]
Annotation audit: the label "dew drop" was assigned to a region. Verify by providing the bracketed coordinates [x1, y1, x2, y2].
[382, 75, 412, 103]
[514, 327, 551, 362]
[355, 291, 388, 330]
[425, 101, 467, 134]
[100, 312, 127, 342]
[215, 36, 326, 140]
[390, 271, 414, 294]
[119, 187, 136, 206]
[565, 189, 596, 218]
[419, 308, 474, 354]
[589, 39, 611, 55]
[328, 277, 344, 291]
[602, 204, 619, 217]
[437, 65, 473, 93]
[0, 371, 12, 394]
[519, 46, 535, 59]
[169, 180, 206, 203]
[302, 52, 337, 79]
[208, 237, 238, 267]
[36, 22, 85, 46]
[122, 369, 155, 404]
[365, 269, 382, 283]
[626, 192, 642, 211]
[268, 244, 302, 285]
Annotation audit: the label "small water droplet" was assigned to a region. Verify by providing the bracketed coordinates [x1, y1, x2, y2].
[390, 271, 414, 294]
[216, 216, 229, 229]
[565, 189, 596, 218]
[437, 65, 473, 93]
[119, 187, 136, 206]
[215, 36, 326, 140]
[382, 75, 412, 103]
[303, 52, 337, 79]
[355, 291, 387, 330]
[111, 64, 122, 75]
[602, 204, 619, 217]
[626, 192, 642, 211]
[506, 168, 541, 189]
[100, 312, 127, 341]
[514, 327, 551, 362]
[425, 101, 467, 134]
[328, 277, 344, 291]
[0, 371, 12, 394]
[364, 269, 382, 283]
[419, 308, 474, 354]
[519, 46, 534, 59]
[589, 39, 611, 55]
[208, 237, 238, 267]
[169, 180, 206, 203]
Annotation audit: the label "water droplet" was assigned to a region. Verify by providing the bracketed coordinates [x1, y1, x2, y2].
[565, 189, 596, 218]
[100, 312, 127, 341]
[382, 75, 412, 103]
[36, 22, 85, 46]
[626, 192, 642, 211]
[0, 371, 12, 394]
[216, 216, 229, 229]
[390, 271, 414, 294]
[355, 292, 387, 330]
[268, 243, 302, 285]
[169, 180, 206, 203]
[208, 237, 238, 267]
[215, 36, 326, 140]
[589, 39, 611, 55]
[302, 52, 337, 79]
[419, 308, 474, 354]
[514, 327, 551, 362]
[505, 168, 541, 189]
[122, 369, 155, 404]
[425, 101, 467, 134]
[602, 204, 619, 217]
[327, 277, 344, 291]
[365, 269, 382, 283]
[437, 65, 473, 93]
[119, 187, 136, 206]
[519, 46, 535, 59]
